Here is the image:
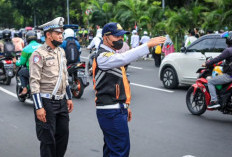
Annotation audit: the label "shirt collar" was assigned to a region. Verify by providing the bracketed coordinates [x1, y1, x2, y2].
[43, 43, 57, 53]
[100, 44, 115, 53]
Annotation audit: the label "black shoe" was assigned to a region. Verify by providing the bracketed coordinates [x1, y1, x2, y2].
[208, 101, 220, 109]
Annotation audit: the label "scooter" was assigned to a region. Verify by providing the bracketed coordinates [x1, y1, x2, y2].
[15, 66, 31, 102]
[0, 57, 15, 85]
[67, 61, 89, 98]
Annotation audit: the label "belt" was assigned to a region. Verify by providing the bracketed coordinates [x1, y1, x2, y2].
[96, 103, 129, 109]
[40, 93, 65, 100]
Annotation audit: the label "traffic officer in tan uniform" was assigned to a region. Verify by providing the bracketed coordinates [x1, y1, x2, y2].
[29, 17, 73, 157]
[92, 22, 166, 157]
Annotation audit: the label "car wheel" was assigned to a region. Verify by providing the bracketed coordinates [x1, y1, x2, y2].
[162, 67, 178, 89]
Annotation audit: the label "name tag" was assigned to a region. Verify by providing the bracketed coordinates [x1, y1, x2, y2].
[45, 56, 55, 61]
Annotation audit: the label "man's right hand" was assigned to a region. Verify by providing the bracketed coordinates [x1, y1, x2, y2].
[36, 108, 47, 123]
[147, 36, 166, 48]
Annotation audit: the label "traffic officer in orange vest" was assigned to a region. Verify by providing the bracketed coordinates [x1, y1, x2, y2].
[92, 22, 166, 157]
[29, 17, 73, 157]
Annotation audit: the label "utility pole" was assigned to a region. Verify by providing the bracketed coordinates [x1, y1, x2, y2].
[162, 0, 165, 10]
[67, 0, 70, 24]
[34, 10, 36, 27]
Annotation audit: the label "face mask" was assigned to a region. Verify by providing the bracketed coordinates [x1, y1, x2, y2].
[51, 39, 62, 47]
[112, 39, 123, 50]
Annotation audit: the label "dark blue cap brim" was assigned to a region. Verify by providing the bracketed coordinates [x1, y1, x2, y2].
[113, 30, 130, 36]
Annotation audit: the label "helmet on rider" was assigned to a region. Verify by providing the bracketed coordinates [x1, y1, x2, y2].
[63, 28, 75, 40]
[14, 31, 20, 37]
[26, 31, 37, 43]
[221, 31, 232, 46]
[2, 29, 11, 40]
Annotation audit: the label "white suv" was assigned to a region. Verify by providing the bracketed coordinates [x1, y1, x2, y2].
[159, 34, 227, 89]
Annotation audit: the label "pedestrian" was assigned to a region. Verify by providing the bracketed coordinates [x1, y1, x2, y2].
[61, 28, 81, 64]
[92, 22, 166, 157]
[88, 29, 94, 43]
[185, 30, 197, 47]
[152, 44, 162, 67]
[130, 30, 139, 48]
[162, 34, 175, 56]
[29, 17, 74, 157]
[140, 31, 151, 59]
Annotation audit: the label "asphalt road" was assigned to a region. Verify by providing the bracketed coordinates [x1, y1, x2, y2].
[0, 49, 232, 157]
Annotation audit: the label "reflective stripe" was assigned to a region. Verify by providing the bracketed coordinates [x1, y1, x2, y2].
[95, 72, 106, 86]
[95, 70, 103, 80]
[32, 93, 43, 110]
[121, 67, 131, 104]
[52, 51, 64, 96]
[107, 70, 123, 78]
[96, 103, 129, 109]
[111, 68, 122, 74]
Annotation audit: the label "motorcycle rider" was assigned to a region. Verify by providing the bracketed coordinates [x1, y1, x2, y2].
[0, 29, 12, 56]
[87, 28, 102, 51]
[12, 31, 24, 53]
[203, 31, 232, 109]
[13, 31, 41, 96]
[61, 28, 81, 64]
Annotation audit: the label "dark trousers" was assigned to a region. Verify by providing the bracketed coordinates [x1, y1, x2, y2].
[152, 53, 161, 67]
[97, 104, 130, 157]
[34, 98, 69, 157]
[18, 67, 29, 88]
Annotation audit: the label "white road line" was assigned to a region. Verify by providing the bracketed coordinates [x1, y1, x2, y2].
[182, 155, 196, 157]
[128, 66, 143, 70]
[130, 82, 174, 93]
[0, 87, 33, 104]
[0, 87, 17, 98]
[80, 56, 89, 60]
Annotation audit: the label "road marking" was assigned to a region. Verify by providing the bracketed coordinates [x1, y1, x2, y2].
[0, 87, 33, 104]
[182, 155, 196, 157]
[130, 82, 174, 93]
[80, 56, 89, 60]
[0, 87, 17, 98]
[128, 66, 143, 70]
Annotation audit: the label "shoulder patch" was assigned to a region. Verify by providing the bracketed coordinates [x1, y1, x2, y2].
[33, 55, 41, 63]
[102, 52, 114, 57]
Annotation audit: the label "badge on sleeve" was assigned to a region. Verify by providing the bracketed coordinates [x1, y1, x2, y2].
[33, 55, 41, 63]
[103, 52, 114, 57]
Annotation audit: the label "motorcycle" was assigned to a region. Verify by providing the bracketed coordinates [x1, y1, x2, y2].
[67, 61, 89, 99]
[15, 66, 32, 102]
[0, 57, 15, 85]
[186, 56, 232, 115]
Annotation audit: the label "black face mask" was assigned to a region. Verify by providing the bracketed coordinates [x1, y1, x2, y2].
[112, 39, 123, 50]
[51, 39, 62, 47]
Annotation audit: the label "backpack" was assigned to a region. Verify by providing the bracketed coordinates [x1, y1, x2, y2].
[65, 39, 79, 65]
[4, 41, 15, 58]
[155, 45, 162, 54]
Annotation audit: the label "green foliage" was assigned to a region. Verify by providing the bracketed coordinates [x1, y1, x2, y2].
[0, 0, 231, 50]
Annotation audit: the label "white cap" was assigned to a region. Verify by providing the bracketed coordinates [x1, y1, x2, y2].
[144, 31, 148, 35]
[132, 30, 137, 34]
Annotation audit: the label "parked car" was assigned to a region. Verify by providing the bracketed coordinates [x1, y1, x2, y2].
[159, 33, 229, 89]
